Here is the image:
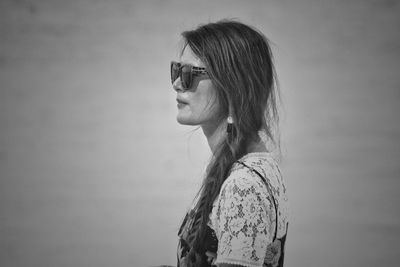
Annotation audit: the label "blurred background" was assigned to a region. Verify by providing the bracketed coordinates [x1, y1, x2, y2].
[1, 0, 399, 266]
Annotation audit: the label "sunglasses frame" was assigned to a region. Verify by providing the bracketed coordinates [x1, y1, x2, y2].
[171, 61, 208, 89]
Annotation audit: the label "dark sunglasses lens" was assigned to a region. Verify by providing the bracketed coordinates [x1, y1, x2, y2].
[171, 62, 180, 84]
[181, 65, 192, 89]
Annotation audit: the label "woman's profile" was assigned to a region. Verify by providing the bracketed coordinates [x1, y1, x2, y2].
[170, 20, 289, 267]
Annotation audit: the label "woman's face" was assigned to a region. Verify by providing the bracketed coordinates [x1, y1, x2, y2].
[173, 46, 221, 127]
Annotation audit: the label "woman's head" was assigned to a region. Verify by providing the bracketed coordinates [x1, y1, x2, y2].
[178, 19, 279, 145]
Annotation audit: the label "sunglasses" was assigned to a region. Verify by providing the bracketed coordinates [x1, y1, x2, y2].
[170, 61, 208, 90]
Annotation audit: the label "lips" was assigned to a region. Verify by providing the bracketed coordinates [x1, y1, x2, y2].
[176, 98, 188, 105]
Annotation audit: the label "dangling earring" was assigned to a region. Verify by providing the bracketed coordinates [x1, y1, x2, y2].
[226, 115, 233, 134]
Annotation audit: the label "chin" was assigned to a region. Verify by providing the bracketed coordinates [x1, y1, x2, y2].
[176, 117, 198, 125]
[176, 115, 198, 126]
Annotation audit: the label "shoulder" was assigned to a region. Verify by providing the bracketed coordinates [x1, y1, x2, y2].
[215, 153, 280, 210]
[219, 163, 264, 201]
[221, 152, 280, 193]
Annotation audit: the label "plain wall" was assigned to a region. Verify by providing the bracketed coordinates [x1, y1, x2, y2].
[1, 0, 399, 266]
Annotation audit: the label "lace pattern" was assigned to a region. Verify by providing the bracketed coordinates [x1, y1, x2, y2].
[209, 153, 289, 267]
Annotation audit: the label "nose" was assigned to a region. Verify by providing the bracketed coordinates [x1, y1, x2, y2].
[173, 77, 184, 92]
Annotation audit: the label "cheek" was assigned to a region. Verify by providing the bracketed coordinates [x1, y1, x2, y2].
[197, 92, 220, 118]
[190, 80, 223, 121]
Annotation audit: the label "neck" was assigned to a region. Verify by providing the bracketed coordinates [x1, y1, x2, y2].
[201, 121, 226, 154]
[202, 121, 268, 155]
[246, 137, 268, 153]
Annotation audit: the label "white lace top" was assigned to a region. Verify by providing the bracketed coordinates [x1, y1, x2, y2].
[208, 152, 289, 267]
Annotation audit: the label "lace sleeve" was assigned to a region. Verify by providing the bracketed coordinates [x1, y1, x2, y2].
[212, 168, 276, 267]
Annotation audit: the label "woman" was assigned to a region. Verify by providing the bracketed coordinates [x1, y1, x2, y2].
[171, 20, 289, 267]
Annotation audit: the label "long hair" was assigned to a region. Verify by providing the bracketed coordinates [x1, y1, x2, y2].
[181, 19, 280, 252]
